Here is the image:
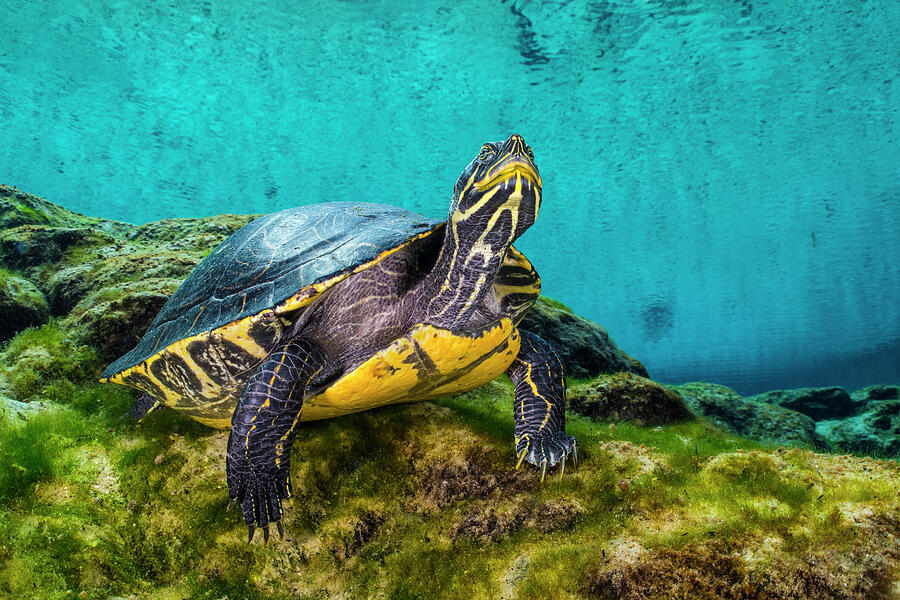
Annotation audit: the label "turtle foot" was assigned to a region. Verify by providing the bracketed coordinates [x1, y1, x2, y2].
[229, 472, 289, 543]
[515, 430, 578, 481]
[226, 451, 293, 543]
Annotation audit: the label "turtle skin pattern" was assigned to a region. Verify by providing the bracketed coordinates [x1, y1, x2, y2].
[226, 338, 326, 543]
[508, 330, 577, 479]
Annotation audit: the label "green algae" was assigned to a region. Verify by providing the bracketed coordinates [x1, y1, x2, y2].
[0, 331, 896, 599]
[0, 377, 897, 599]
[1, 323, 103, 401]
[538, 296, 575, 314]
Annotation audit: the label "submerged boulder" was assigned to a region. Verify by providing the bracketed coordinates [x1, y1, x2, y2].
[519, 298, 648, 379]
[0, 186, 257, 360]
[817, 399, 900, 457]
[851, 385, 900, 409]
[569, 372, 692, 426]
[672, 382, 824, 449]
[0, 271, 49, 341]
[62, 279, 183, 362]
[45, 251, 201, 315]
[749, 387, 857, 421]
[0, 184, 129, 231]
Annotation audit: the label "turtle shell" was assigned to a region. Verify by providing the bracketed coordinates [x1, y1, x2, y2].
[101, 202, 443, 414]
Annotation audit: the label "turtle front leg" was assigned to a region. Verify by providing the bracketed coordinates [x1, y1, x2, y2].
[126, 391, 162, 420]
[226, 338, 326, 543]
[507, 330, 577, 481]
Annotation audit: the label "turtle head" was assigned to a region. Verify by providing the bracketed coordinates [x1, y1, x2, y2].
[448, 133, 542, 244]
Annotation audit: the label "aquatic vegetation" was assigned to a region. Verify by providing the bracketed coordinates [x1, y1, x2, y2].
[0, 323, 103, 401]
[0, 267, 49, 341]
[568, 373, 692, 425]
[1, 328, 898, 599]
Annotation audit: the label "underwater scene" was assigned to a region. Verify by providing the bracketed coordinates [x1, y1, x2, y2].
[0, 1, 898, 599]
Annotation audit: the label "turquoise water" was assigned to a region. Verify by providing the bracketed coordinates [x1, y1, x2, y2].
[2, 0, 898, 394]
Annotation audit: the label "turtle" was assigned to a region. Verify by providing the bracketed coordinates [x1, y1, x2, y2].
[101, 133, 577, 542]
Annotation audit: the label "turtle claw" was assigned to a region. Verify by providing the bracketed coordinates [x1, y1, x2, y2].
[516, 448, 528, 470]
[515, 430, 578, 480]
[572, 445, 578, 467]
[226, 447, 291, 544]
[276, 521, 285, 540]
[227, 498, 236, 511]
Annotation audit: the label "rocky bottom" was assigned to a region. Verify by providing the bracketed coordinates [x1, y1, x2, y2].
[1, 371, 898, 600]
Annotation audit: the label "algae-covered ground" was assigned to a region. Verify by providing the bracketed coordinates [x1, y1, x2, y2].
[1, 186, 899, 599]
[2, 325, 899, 600]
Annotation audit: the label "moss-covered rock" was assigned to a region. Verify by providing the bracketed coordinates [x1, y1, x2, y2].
[0, 185, 129, 232]
[131, 214, 257, 250]
[0, 269, 49, 341]
[62, 279, 183, 361]
[569, 373, 692, 426]
[519, 298, 648, 379]
[852, 385, 900, 408]
[817, 400, 900, 457]
[0, 187, 258, 363]
[672, 382, 824, 449]
[0, 225, 120, 275]
[749, 386, 858, 421]
[45, 251, 200, 315]
[0, 324, 103, 402]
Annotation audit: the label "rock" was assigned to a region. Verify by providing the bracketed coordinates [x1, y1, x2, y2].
[851, 385, 900, 410]
[520, 298, 648, 379]
[130, 214, 258, 250]
[817, 400, 900, 457]
[749, 387, 857, 421]
[45, 251, 200, 315]
[0, 188, 258, 360]
[569, 373, 692, 426]
[0, 271, 49, 341]
[0, 395, 51, 421]
[673, 382, 824, 449]
[0, 185, 132, 234]
[0, 185, 253, 284]
[0, 225, 119, 273]
[62, 279, 182, 362]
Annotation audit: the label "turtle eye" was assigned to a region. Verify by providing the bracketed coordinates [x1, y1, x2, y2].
[525, 146, 534, 161]
[477, 145, 495, 161]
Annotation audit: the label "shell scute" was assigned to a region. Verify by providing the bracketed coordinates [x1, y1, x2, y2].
[101, 202, 443, 407]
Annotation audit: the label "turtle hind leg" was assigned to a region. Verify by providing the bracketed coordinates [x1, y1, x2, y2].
[126, 392, 162, 420]
[226, 338, 327, 543]
[507, 330, 577, 480]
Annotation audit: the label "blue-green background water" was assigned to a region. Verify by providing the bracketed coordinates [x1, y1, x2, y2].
[2, 0, 898, 394]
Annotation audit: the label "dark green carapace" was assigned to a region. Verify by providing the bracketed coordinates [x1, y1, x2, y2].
[102, 134, 577, 542]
